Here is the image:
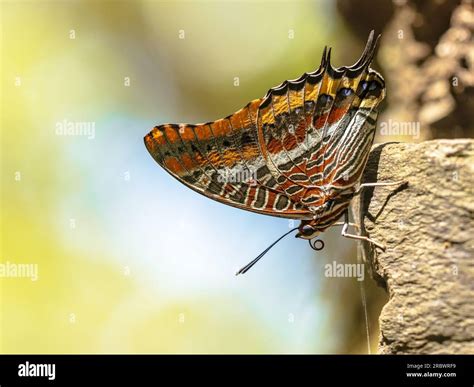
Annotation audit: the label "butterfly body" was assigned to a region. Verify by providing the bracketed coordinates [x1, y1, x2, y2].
[145, 32, 385, 241]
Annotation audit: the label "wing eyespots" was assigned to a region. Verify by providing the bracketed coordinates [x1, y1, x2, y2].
[358, 80, 383, 99]
[365, 80, 383, 98]
[368, 81, 378, 91]
[339, 88, 353, 97]
[318, 94, 331, 104]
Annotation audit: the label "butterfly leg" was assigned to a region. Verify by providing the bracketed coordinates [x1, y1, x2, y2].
[340, 210, 385, 250]
[331, 221, 359, 230]
[353, 180, 407, 196]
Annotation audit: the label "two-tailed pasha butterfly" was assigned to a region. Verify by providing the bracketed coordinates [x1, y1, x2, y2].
[145, 31, 404, 275]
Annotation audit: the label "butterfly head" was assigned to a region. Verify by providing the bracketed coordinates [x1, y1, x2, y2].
[295, 221, 321, 240]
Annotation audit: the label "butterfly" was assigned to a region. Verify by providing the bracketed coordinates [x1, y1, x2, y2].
[145, 31, 402, 275]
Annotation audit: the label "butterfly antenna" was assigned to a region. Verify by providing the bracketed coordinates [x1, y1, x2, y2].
[235, 227, 299, 276]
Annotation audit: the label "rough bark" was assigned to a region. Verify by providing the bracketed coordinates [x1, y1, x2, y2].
[352, 139, 474, 354]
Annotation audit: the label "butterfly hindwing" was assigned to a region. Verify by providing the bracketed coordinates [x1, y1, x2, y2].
[256, 32, 385, 211]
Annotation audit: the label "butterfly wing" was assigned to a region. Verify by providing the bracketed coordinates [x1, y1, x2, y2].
[256, 51, 328, 208]
[145, 32, 385, 220]
[318, 33, 386, 192]
[144, 99, 310, 218]
[256, 31, 385, 211]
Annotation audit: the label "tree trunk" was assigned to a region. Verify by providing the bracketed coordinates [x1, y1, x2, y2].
[352, 139, 474, 354]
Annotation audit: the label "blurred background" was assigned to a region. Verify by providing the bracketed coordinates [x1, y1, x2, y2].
[1, 0, 472, 353]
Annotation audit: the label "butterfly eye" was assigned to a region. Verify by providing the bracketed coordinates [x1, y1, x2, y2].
[302, 225, 315, 235]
